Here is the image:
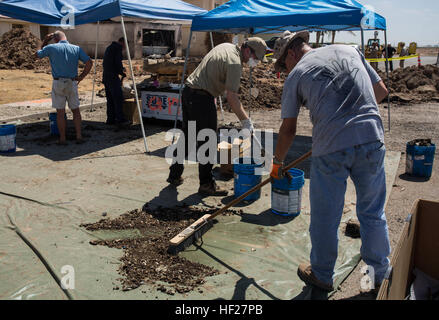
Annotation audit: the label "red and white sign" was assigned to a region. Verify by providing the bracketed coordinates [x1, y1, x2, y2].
[141, 91, 182, 121]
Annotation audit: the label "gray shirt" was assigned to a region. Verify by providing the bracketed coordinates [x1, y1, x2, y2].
[281, 45, 384, 157]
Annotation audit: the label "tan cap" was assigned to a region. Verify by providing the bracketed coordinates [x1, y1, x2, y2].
[246, 37, 268, 61]
[274, 31, 310, 72]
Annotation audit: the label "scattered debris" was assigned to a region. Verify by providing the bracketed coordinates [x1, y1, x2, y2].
[80, 204, 240, 294]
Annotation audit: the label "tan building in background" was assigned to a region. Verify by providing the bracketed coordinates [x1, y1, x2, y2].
[44, 0, 230, 59]
[0, 15, 41, 39]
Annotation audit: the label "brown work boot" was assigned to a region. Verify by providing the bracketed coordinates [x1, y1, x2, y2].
[198, 181, 228, 196]
[297, 263, 334, 292]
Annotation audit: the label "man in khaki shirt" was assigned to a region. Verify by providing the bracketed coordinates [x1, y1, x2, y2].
[167, 37, 267, 196]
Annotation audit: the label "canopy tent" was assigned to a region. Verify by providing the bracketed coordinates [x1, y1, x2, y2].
[191, 0, 386, 33]
[175, 0, 392, 130]
[0, 0, 207, 26]
[0, 0, 207, 153]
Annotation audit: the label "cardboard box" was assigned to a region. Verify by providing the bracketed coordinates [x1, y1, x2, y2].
[378, 199, 439, 300]
[122, 98, 141, 125]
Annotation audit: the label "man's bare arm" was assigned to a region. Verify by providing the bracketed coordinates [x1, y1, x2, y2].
[34, 33, 54, 58]
[274, 118, 298, 162]
[75, 59, 93, 84]
[373, 80, 389, 104]
[226, 90, 249, 121]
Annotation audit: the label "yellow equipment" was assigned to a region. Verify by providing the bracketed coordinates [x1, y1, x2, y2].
[408, 42, 417, 55]
[365, 38, 383, 59]
[397, 42, 405, 55]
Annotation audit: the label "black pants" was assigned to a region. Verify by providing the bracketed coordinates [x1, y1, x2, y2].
[169, 86, 217, 185]
[385, 60, 394, 72]
[104, 77, 126, 123]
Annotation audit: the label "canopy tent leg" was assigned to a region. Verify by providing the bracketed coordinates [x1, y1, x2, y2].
[173, 30, 193, 138]
[120, 16, 149, 153]
[361, 27, 365, 55]
[210, 32, 225, 122]
[90, 21, 100, 113]
[249, 33, 253, 119]
[384, 29, 391, 131]
[249, 66, 253, 119]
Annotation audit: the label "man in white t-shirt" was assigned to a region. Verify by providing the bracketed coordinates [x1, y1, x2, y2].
[271, 31, 391, 294]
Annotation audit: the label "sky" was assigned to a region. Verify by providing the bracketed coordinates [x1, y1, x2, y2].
[329, 0, 439, 46]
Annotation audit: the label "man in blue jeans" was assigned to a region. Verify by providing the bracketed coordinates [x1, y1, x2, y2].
[271, 31, 391, 293]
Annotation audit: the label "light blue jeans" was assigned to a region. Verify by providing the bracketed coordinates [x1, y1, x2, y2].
[309, 140, 391, 285]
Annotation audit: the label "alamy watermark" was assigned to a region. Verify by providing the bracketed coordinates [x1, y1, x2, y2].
[165, 122, 274, 175]
[60, 265, 75, 290]
[60, 3, 75, 29]
[360, 265, 376, 290]
[361, 5, 376, 30]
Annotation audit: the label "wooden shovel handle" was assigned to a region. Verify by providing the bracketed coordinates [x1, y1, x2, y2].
[208, 150, 312, 221]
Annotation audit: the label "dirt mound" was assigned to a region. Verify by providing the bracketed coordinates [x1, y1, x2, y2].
[205, 32, 234, 48]
[0, 27, 50, 70]
[222, 63, 284, 110]
[378, 65, 439, 104]
[80, 204, 240, 294]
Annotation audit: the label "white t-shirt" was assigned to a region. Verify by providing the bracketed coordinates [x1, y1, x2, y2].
[281, 45, 385, 157]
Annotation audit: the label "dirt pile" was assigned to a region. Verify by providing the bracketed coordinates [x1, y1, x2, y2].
[378, 65, 439, 104]
[0, 27, 50, 70]
[81, 204, 240, 295]
[222, 63, 284, 110]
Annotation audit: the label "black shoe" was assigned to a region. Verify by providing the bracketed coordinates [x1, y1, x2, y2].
[167, 176, 184, 186]
[106, 120, 115, 125]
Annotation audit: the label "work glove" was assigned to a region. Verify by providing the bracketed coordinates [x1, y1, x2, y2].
[270, 158, 285, 180]
[241, 118, 254, 133]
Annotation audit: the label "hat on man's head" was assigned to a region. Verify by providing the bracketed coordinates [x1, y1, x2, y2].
[246, 37, 268, 61]
[274, 31, 310, 72]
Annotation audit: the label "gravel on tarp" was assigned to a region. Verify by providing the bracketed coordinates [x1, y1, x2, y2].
[80, 204, 240, 295]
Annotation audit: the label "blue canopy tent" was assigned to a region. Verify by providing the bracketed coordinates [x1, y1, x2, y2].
[0, 0, 207, 152]
[176, 0, 392, 130]
[191, 0, 386, 33]
[0, 0, 207, 25]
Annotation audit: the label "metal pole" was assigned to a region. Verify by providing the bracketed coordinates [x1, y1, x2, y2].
[249, 65, 252, 119]
[210, 32, 225, 122]
[120, 16, 150, 153]
[90, 21, 99, 113]
[384, 30, 391, 131]
[361, 27, 365, 55]
[249, 33, 253, 119]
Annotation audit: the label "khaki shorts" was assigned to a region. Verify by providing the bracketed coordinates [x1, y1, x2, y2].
[51, 79, 80, 110]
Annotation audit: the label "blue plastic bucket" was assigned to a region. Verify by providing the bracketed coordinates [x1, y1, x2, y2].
[0, 124, 16, 153]
[49, 112, 67, 136]
[406, 140, 436, 178]
[271, 168, 305, 217]
[233, 158, 263, 202]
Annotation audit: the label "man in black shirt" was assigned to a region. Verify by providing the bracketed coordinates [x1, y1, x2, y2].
[382, 44, 397, 72]
[103, 37, 129, 125]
